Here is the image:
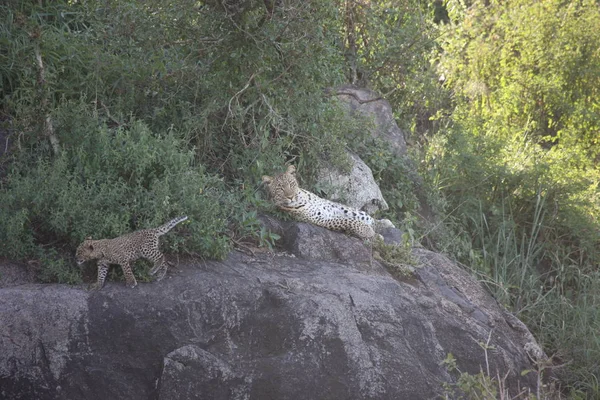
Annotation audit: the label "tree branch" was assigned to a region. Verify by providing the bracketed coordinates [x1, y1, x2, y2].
[34, 41, 60, 155]
[333, 90, 383, 104]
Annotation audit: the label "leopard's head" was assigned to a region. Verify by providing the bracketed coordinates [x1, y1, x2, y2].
[262, 165, 299, 207]
[75, 237, 97, 265]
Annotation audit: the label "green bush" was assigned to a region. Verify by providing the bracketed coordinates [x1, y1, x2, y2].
[0, 0, 369, 191]
[0, 0, 438, 285]
[424, 114, 600, 398]
[355, 136, 421, 222]
[428, 0, 600, 395]
[0, 104, 232, 281]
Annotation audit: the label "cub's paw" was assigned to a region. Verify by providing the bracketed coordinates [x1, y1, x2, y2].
[126, 281, 138, 289]
[88, 283, 103, 291]
[153, 266, 168, 282]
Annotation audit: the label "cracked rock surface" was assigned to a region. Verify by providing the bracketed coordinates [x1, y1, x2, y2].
[0, 222, 542, 400]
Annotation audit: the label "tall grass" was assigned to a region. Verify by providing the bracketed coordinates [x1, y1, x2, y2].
[455, 188, 600, 397]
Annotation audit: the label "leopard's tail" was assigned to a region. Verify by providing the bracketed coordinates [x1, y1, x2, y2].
[156, 216, 188, 236]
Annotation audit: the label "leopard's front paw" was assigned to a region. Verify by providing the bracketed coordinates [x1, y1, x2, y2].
[126, 280, 138, 289]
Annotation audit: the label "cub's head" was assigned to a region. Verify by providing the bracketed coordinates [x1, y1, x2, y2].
[262, 165, 299, 207]
[75, 237, 98, 265]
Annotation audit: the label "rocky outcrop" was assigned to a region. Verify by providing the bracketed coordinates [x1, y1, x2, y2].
[0, 222, 543, 400]
[333, 84, 408, 157]
[317, 152, 389, 214]
[332, 84, 437, 227]
[0, 260, 38, 288]
[313, 84, 407, 215]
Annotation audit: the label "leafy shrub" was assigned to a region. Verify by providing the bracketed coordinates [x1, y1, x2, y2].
[373, 236, 416, 279]
[0, 103, 232, 281]
[0, 0, 371, 194]
[428, 0, 600, 395]
[356, 136, 421, 221]
[424, 116, 600, 397]
[439, 0, 600, 156]
[0, 0, 438, 286]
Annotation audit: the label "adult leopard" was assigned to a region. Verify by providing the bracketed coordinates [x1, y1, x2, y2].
[262, 165, 392, 239]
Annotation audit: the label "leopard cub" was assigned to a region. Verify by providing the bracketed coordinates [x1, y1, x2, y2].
[75, 216, 188, 290]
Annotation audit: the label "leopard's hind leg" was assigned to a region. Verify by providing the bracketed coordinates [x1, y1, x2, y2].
[150, 261, 168, 281]
[121, 261, 138, 288]
[153, 264, 168, 281]
[148, 252, 168, 281]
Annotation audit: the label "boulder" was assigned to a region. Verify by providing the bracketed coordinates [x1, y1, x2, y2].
[333, 84, 408, 157]
[159, 345, 249, 400]
[332, 84, 437, 227]
[0, 260, 37, 288]
[317, 152, 388, 214]
[0, 221, 544, 400]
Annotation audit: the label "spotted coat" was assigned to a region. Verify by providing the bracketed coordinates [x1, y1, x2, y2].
[262, 165, 376, 239]
[75, 216, 188, 289]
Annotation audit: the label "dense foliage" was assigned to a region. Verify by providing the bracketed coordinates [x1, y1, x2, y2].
[0, 105, 232, 281]
[2, 0, 600, 397]
[0, 0, 428, 267]
[431, 0, 600, 396]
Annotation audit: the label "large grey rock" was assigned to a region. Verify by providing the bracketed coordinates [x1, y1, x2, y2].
[159, 345, 249, 400]
[0, 222, 543, 400]
[0, 261, 37, 288]
[333, 84, 408, 156]
[332, 84, 438, 228]
[259, 214, 374, 268]
[317, 152, 388, 214]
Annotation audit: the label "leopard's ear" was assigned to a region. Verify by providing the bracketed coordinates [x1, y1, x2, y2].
[83, 239, 94, 251]
[262, 175, 273, 184]
[285, 165, 296, 175]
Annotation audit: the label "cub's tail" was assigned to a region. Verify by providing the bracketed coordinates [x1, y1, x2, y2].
[156, 216, 188, 236]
